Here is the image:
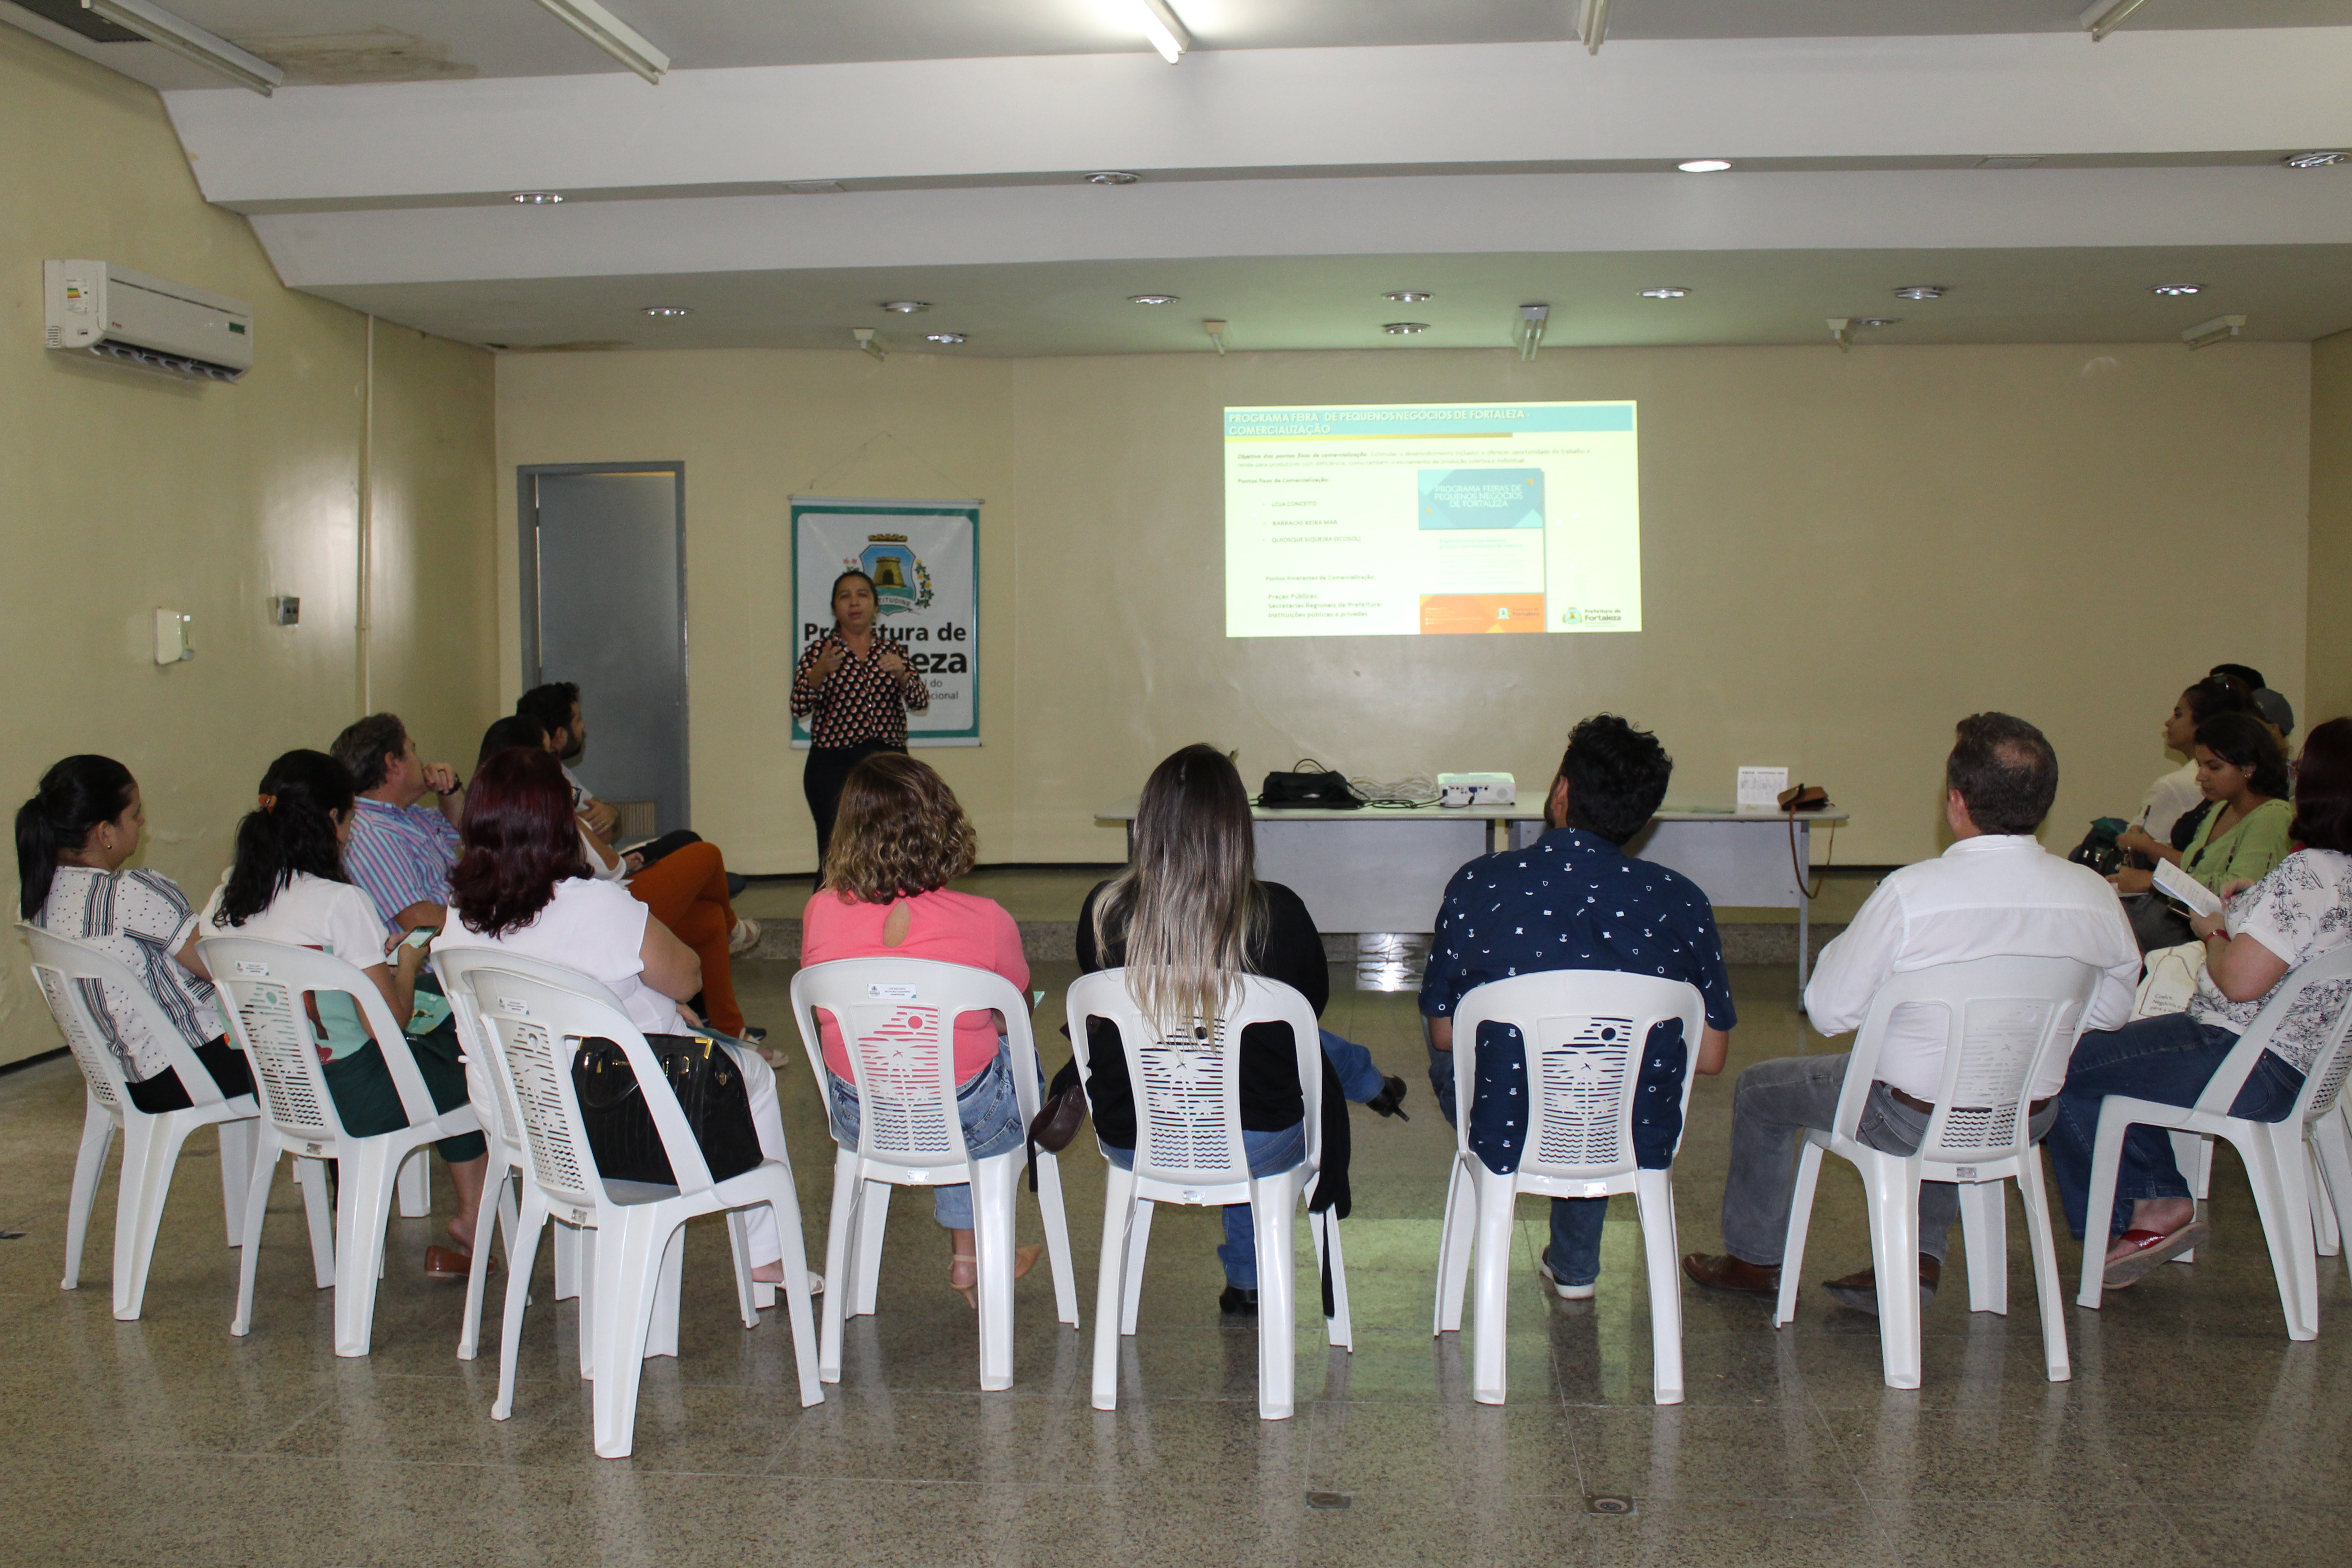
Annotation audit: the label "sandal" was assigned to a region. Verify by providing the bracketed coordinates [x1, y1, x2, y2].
[424, 1244, 486, 1279]
[948, 1244, 1047, 1308]
[2102, 1221, 2210, 1289]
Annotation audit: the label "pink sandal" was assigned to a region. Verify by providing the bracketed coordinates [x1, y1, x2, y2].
[2102, 1220, 2210, 1289]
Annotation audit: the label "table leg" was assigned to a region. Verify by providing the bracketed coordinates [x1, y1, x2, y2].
[1795, 822, 1812, 1010]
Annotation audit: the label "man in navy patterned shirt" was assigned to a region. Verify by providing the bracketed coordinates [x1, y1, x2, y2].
[1420, 715, 1736, 1299]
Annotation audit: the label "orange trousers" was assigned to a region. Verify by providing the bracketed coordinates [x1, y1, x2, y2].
[627, 842, 744, 1035]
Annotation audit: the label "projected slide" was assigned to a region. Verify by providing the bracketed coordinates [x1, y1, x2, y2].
[1224, 401, 1641, 637]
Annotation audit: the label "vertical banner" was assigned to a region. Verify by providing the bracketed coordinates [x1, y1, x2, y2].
[790, 497, 980, 747]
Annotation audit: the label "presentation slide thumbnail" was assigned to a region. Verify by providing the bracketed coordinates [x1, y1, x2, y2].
[1419, 469, 1544, 530]
[1419, 593, 1546, 634]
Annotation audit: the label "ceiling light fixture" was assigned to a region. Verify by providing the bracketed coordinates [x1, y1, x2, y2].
[2149, 284, 2203, 296]
[2284, 151, 2348, 169]
[641, 305, 691, 318]
[1854, 318, 1901, 328]
[526, 0, 669, 83]
[926, 333, 967, 345]
[852, 328, 885, 363]
[2182, 314, 2246, 350]
[1827, 317, 1852, 353]
[2079, 0, 2152, 42]
[1975, 156, 2046, 170]
[1087, 171, 1143, 186]
[1203, 319, 1228, 356]
[511, 191, 565, 204]
[1576, 0, 1611, 56]
[1639, 287, 1690, 299]
[1125, 0, 1191, 64]
[880, 300, 931, 314]
[1893, 284, 1947, 301]
[1384, 290, 1434, 303]
[1677, 159, 1732, 173]
[1383, 322, 1430, 335]
[1516, 304, 1550, 361]
[1128, 294, 1178, 305]
[81, 0, 284, 94]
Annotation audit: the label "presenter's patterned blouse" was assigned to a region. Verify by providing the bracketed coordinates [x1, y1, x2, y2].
[791, 629, 931, 748]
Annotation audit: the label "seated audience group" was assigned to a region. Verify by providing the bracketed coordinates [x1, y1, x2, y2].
[15, 656, 2352, 1335]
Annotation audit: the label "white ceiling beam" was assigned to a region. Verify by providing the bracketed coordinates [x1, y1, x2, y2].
[167, 32, 2352, 209]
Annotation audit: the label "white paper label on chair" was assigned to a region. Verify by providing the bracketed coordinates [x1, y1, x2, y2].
[303, 1142, 323, 1155]
[570, 1206, 590, 1225]
[497, 998, 531, 1015]
[234, 961, 270, 975]
[867, 984, 919, 1000]
[1576, 1181, 1608, 1196]
[905, 1170, 930, 1182]
[1953, 1166, 1977, 1179]
[1181, 1189, 1202, 1203]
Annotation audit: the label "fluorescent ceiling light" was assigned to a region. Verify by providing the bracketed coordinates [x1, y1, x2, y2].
[2079, 0, 2151, 41]
[82, 0, 284, 94]
[529, 0, 669, 83]
[2182, 314, 2246, 350]
[1127, 0, 1191, 64]
[1677, 159, 1732, 173]
[1577, 0, 1611, 55]
[1516, 304, 1549, 361]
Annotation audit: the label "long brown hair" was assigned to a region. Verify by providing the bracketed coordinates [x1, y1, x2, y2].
[1091, 745, 1264, 1030]
[822, 753, 977, 902]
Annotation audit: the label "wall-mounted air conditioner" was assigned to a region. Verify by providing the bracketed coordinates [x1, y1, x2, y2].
[44, 260, 254, 382]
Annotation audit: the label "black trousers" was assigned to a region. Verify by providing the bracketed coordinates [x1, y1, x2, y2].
[803, 740, 904, 876]
[124, 1037, 255, 1115]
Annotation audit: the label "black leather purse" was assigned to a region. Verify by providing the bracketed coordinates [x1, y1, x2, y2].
[1258, 759, 1360, 810]
[572, 1032, 762, 1186]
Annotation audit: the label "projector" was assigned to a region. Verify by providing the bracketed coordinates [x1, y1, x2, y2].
[1437, 772, 1516, 808]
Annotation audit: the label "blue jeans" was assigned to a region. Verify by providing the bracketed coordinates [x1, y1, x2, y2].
[1103, 1121, 1308, 1289]
[826, 1040, 1030, 1230]
[1319, 1028, 1386, 1102]
[2046, 1012, 2305, 1240]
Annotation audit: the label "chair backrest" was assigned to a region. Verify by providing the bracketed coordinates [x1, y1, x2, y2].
[464, 963, 718, 1208]
[2194, 941, 2352, 1125]
[432, 946, 627, 1159]
[19, 922, 239, 1114]
[199, 935, 436, 1145]
[1065, 968, 1322, 1188]
[1450, 969, 1709, 1180]
[1840, 955, 2102, 1165]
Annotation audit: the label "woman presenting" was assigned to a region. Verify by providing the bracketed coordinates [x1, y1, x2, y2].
[793, 569, 930, 871]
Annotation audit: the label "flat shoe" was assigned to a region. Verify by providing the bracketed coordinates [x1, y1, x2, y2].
[1821, 1257, 1940, 1317]
[2103, 1222, 2210, 1289]
[424, 1245, 483, 1279]
[728, 917, 762, 956]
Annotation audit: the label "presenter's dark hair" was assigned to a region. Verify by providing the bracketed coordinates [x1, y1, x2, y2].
[331, 712, 410, 794]
[515, 682, 581, 737]
[1093, 744, 1264, 1029]
[2194, 711, 2290, 800]
[823, 754, 978, 903]
[2210, 663, 2267, 694]
[1945, 713, 2058, 836]
[214, 751, 353, 927]
[451, 748, 586, 938]
[477, 714, 548, 766]
[1557, 715, 1674, 845]
[2289, 719, 2352, 853]
[16, 755, 137, 917]
[2181, 675, 2256, 726]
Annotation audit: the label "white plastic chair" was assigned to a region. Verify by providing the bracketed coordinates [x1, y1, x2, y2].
[1430, 970, 1706, 1406]
[21, 924, 277, 1319]
[1776, 956, 2102, 1389]
[2076, 944, 2352, 1339]
[463, 962, 823, 1457]
[1067, 969, 1348, 1421]
[790, 958, 1079, 1392]
[201, 935, 485, 1357]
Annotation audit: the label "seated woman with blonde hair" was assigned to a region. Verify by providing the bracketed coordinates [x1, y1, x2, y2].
[800, 753, 1039, 1303]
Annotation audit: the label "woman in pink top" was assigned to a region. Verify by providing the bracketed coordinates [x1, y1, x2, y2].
[801, 754, 1036, 1300]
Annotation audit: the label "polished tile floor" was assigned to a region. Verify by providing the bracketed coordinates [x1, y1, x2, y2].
[3, 958, 2347, 1567]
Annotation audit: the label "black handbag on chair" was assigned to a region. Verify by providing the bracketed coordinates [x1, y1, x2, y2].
[572, 1032, 763, 1185]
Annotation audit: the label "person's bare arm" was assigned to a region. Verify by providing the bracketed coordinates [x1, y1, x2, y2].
[385, 901, 447, 941]
[1427, 1015, 1453, 1051]
[1695, 1026, 1731, 1076]
[173, 932, 211, 983]
[638, 914, 702, 1002]
[2190, 906, 2291, 1003]
[423, 762, 466, 828]
[582, 825, 621, 872]
[581, 799, 621, 838]
[363, 943, 426, 1025]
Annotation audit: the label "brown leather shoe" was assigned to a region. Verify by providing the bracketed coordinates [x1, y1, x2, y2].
[1681, 1253, 1782, 1297]
[424, 1245, 484, 1279]
[1821, 1255, 1940, 1316]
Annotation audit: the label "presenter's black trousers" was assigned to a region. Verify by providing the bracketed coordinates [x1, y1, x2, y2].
[804, 739, 906, 880]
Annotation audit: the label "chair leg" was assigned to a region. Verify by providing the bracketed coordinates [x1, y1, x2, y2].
[756, 1183, 825, 1409]
[396, 1149, 431, 1217]
[1091, 1164, 1137, 1412]
[575, 1227, 598, 1380]
[2235, 1124, 2321, 1341]
[61, 1098, 115, 1292]
[1432, 1154, 1475, 1336]
[973, 1155, 1020, 1392]
[459, 1172, 519, 1361]
[1032, 1151, 1082, 1328]
[818, 1150, 859, 1384]
[331, 1142, 403, 1358]
[645, 1225, 686, 1360]
[1774, 1142, 1825, 1328]
[2167, 1131, 2209, 1263]
[1956, 1179, 2009, 1315]
[230, 1140, 281, 1337]
[590, 1208, 674, 1459]
[852, 1178, 891, 1319]
[553, 1221, 582, 1301]
[216, 1117, 255, 1248]
[1310, 1201, 1352, 1351]
[2075, 1104, 2136, 1310]
[113, 1114, 195, 1321]
[1250, 1174, 1299, 1421]
[1119, 1198, 1155, 1337]
[723, 1210, 760, 1329]
[1633, 1167, 1685, 1406]
[491, 1193, 549, 1421]
[2014, 1156, 2071, 1382]
[2313, 1108, 2352, 1261]
[1862, 1156, 1923, 1390]
[295, 1158, 336, 1288]
[1468, 1166, 1518, 1406]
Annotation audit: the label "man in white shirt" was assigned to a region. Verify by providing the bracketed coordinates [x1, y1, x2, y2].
[1683, 713, 2139, 1313]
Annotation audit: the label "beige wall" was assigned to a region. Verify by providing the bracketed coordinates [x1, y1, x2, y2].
[0, 29, 498, 1065]
[2312, 330, 2352, 724]
[498, 339, 2310, 878]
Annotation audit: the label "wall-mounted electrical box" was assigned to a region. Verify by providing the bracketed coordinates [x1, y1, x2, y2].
[153, 609, 194, 665]
[271, 595, 300, 626]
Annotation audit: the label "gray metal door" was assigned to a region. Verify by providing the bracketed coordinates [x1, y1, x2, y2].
[519, 465, 689, 834]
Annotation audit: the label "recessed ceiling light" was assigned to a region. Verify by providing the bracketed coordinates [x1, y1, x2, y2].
[1676, 159, 1732, 173]
[1382, 322, 1430, 335]
[640, 305, 692, 318]
[1383, 290, 1434, 303]
[1128, 294, 1178, 305]
[1639, 286, 1690, 299]
[926, 332, 968, 345]
[880, 300, 931, 314]
[1087, 171, 1144, 186]
[1853, 318, 1901, 328]
[2283, 151, 2348, 169]
[2149, 284, 2204, 296]
[510, 191, 565, 205]
[1893, 284, 1947, 301]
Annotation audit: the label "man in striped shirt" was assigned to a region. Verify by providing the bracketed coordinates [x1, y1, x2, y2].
[329, 712, 466, 935]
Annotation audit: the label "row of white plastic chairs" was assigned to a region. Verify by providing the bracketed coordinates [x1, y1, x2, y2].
[23, 924, 2352, 1455]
